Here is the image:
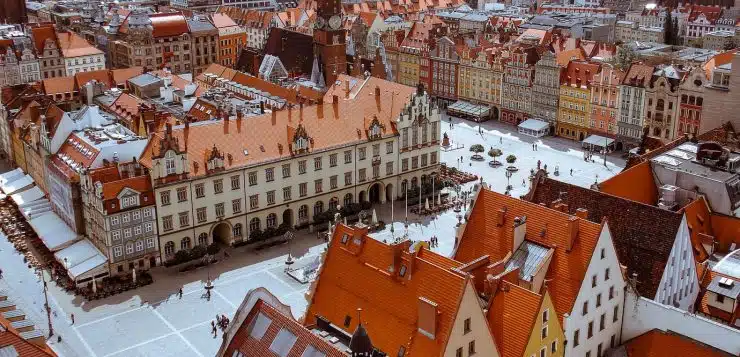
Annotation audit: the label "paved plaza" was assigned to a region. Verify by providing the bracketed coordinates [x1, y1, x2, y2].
[0, 113, 625, 357]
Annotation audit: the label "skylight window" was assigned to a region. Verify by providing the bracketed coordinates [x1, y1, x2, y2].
[248, 313, 272, 340]
[269, 328, 297, 357]
[301, 345, 326, 357]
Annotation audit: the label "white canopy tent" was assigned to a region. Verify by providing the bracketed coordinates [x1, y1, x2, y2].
[582, 134, 615, 150]
[517, 119, 550, 138]
[0, 168, 24, 185]
[21, 200, 53, 220]
[54, 239, 108, 284]
[11, 186, 45, 207]
[1, 174, 34, 195]
[28, 213, 79, 252]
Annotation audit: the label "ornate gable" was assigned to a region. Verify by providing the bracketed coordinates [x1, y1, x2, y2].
[206, 144, 225, 174]
[155, 124, 183, 158]
[291, 123, 311, 154]
[367, 115, 386, 139]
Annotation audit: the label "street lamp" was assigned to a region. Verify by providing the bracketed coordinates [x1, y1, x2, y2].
[505, 169, 513, 191]
[39, 270, 54, 338]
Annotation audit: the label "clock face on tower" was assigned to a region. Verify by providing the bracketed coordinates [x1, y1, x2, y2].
[328, 15, 342, 30]
[314, 16, 326, 29]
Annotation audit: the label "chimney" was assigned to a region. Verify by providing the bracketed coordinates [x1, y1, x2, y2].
[259, 101, 265, 114]
[271, 108, 277, 125]
[344, 79, 350, 98]
[496, 208, 506, 226]
[513, 216, 526, 252]
[417, 297, 438, 339]
[375, 85, 381, 98]
[237, 109, 243, 121]
[575, 208, 588, 219]
[332, 95, 339, 118]
[566, 216, 579, 251]
[184, 120, 190, 148]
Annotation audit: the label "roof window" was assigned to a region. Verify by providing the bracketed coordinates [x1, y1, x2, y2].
[247, 312, 272, 340]
[269, 328, 298, 357]
[301, 345, 326, 357]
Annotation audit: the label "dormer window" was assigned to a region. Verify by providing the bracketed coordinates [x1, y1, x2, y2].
[165, 151, 176, 175]
[341, 233, 349, 244]
[399, 265, 407, 277]
[120, 195, 139, 209]
[295, 137, 308, 151]
[370, 123, 382, 138]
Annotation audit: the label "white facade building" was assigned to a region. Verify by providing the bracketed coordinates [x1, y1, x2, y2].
[141, 78, 441, 261]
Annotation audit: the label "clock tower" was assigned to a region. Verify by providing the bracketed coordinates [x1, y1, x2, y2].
[313, 0, 346, 85]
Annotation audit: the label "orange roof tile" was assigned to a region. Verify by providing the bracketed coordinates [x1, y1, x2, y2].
[488, 282, 543, 357]
[556, 48, 586, 67]
[111, 67, 144, 85]
[31, 25, 57, 54]
[560, 60, 600, 88]
[680, 197, 712, 264]
[108, 92, 145, 124]
[707, 213, 740, 255]
[0, 314, 57, 357]
[57, 31, 103, 58]
[150, 13, 190, 38]
[598, 161, 658, 205]
[210, 13, 239, 28]
[455, 188, 603, 322]
[42, 76, 75, 95]
[222, 288, 345, 357]
[140, 76, 414, 178]
[100, 175, 152, 200]
[624, 329, 731, 357]
[74, 70, 113, 89]
[703, 49, 737, 80]
[305, 224, 469, 357]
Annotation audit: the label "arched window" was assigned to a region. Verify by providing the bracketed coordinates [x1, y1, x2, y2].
[266, 213, 277, 228]
[653, 127, 661, 136]
[198, 233, 208, 246]
[314, 201, 324, 216]
[681, 94, 688, 104]
[181, 237, 191, 250]
[329, 197, 338, 210]
[250, 217, 261, 232]
[165, 151, 177, 175]
[656, 99, 664, 111]
[233, 223, 243, 237]
[344, 193, 353, 207]
[298, 205, 308, 219]
[164, 241, 175, 256]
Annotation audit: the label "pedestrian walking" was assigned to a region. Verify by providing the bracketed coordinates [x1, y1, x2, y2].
[522, 179, 526, 186]
[212, 321, 217, 338]
[70, 313, 74, 325]
[0, 268, 3, 279]
[178, 287, 183, 299]
[500, 137, 503, 144]
[570, 168, 573, 176]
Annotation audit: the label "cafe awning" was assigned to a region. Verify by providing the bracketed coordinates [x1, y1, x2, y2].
[518, 119, 549, 132]
[11, 186, 45, 207]
[582, 134, 615, 148]
[54, 239, 108, 281]
[1, 174, 34, 195]
[28, 213, 79, 252]
[447, 100, 490, 117]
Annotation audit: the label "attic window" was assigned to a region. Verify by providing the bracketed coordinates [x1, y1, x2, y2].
[269, 328, 297, 357]
[247, 313, 272, 340]
[341, 233, 349, 244]
[243, 149, 249, 156]
[399, 265, 407, 277]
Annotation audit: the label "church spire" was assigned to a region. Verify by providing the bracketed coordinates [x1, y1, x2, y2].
[349, 308, 374, 357]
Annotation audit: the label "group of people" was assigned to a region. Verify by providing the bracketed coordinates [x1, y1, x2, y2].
[428, 236, 440, 248]
[211, 314, 230, 337]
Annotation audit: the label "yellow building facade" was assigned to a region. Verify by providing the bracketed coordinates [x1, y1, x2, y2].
[556, 61, 601, 141]
[523, 290, 565, 357]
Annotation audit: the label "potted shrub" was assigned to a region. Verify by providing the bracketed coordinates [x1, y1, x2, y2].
[469, 144, 485, 161]
[488, 148, 502, 167]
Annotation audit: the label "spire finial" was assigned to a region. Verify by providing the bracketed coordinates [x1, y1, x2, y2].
[357, 308, 362, 325]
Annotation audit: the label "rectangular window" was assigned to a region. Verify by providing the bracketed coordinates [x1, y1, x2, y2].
[248, 171, 257, 186]
[412, 156, 418, 169]
[267, 191, 275, 205]
[177, 187, 188, 202]
[215, 203, 225, 217]
[592, 275, 597, 288]
[314, 179, 323, 193]
[542, 325, 548, 339]
[344, 150, 352, 164]
[283, 187, 292, 201]
[314, 157, 322, 171]
[613, 305, 619, 322]
[588, 321, 593, 338]
[386, 141, 394, 154]
[574, 329, 580, 347]
[421, 154, 428, 167]
[265, 168, 274, 182]
[249, 195, 259, 209]
[330, 176, 338, 189]
[386, 161, 394, 175]
[282, 164, 291, 178]
[214, 179, 223, 194]
[609, 286, 615, 300]
[464, 318, 471, 334]
[600, 314, 606, 331]
[551, 340, 557, 353]
[344, 172, 352, 186]
[359, 147, 366, 160]
[456, 348, 462, 357]
[160, 191, 171, 206]
[231, 175, 240, 190]
[330, 153, 337, 167]
[195, 183, 205, 198]
[373, 144, 380, 156]
[299, 183, 307, 197]
[583, 301, 588, 316]
[540, 347, 546, 357]
[197, 207, 207, 223]
[299, 160, 307, 174]
[162, 215, 173, 231]
[605, 268, 610, 281]
[468, 340, 475, 355]
[359, 169, 366, 182]
[402, 159, 409, 171]
[232, 199, 241, 214]
[431, 152, 437, 164]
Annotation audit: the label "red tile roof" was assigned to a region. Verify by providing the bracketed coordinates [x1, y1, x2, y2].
[42, 76, 75, 95]
[622, 64, 654, 88]
[220, 288, 345, 357]
[0, 311, 56, 356]
[74, 70, 113, 89]
[57, 31, 103, 58]
[624, 329, 732, 357]
[560, 60, 600, 88]
[455, 188, 603, 322]
[598, 161, 658, 205]
[305, 224, 470, 357]
[111, 67, 144, 86]
[488, 282, 543, 357]
[140, 76, 415, 178]
[31, 25, 57, 54]
[210, 13, 239, 28]
[150, 13, 190, 38]
[524, 173, 682, 300]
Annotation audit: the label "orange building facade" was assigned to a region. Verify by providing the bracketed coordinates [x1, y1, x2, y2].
[210, 14, 246, 68]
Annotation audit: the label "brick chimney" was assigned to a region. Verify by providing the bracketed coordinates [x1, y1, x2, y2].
[566, 216, 579, 251]
[575, 208, 588, 219]
[332, 94, 339, 118]
[344, 79, 350, 98]
[496, 208, 507, 226]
